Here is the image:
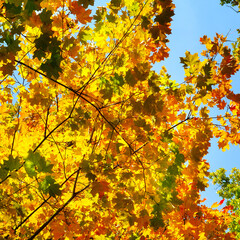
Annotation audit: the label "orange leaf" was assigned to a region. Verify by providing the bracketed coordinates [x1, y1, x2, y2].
[71, 1, 92, 24]
[91, 181, 110, 197]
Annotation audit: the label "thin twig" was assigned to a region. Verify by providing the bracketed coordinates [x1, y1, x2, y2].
[10, 101, 21, 155]
[44, 104, 51, 138]
[227, 5, 239, 13]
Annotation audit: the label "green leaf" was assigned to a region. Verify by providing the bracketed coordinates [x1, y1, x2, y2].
[37, 155, 53, 173]
[25, 0, 42, 16]
[78, 28, 92, 43]
[4, 3, 22, 18]
[33, 49, 46, 60]
[106, 13, 116, 23]
[11, 24, 25, 35]
[5, 156, 21, 171]
[99, 74, 124, 99]
[0, 167, 9, 180]
[111, 73, 124, 86]
[39, 8, 53, 25]
[35, 34, 62, 78]
[161, 131, 173, 143]
[8, 39, 21, 52]
[162, 175, 175, 189]
[86, 172, 96, 181]
[99, 77, 114, 100]
[39, 175, 61, 197]
[186, 85, 194, 94]
[150, 204, 165, 230]
[48, 37, 62, 53]
[69, 122, 79, 131]
[24, 159, 37, 177]
[93, 7, 106, 22]
[129, 233, 140, 240]
[40, 57, 62, 79]
[24, 151, 53, 177]
[167, 164, 179, 175]
[150, 216, 165, 230]
[5, 0, 23, 7]
[78, 0, 94, 8]
[129, 2, 139, 13]
[80, 159, 90, 172]
[110, 0, 122, 8]
[34, 33, 51, 54]
[174, 149, 185, 166]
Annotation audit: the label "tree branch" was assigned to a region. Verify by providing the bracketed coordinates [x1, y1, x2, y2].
[27, 184, 89, 240]
[15, 169, 80, 232]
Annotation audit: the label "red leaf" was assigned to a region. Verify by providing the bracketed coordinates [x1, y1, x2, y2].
[229, 105, 236, 112]
[219, 199, 225, 205]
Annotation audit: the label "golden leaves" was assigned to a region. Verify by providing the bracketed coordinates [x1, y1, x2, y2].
[0, 0, 239, 239]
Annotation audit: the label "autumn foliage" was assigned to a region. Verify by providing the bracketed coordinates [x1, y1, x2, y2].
[0, 0, 240, 239]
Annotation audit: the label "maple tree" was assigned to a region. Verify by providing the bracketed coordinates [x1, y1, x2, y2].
[0, 0, 240, 239]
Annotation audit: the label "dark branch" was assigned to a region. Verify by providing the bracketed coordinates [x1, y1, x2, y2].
[27, 184, 89, 240]
[15, 169, 80, 232]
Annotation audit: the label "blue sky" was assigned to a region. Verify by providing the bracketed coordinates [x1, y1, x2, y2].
[93, 1, 240, 207]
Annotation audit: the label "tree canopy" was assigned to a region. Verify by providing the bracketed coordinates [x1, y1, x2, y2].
[0, 0, 240, 239]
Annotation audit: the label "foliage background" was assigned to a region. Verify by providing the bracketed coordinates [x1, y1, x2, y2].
[0, 0, 240, 239]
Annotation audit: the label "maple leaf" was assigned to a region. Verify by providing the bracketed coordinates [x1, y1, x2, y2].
[150, 206, 165, 230]
[4, 155, 21, 171]
[39, 175, 61, 197]
[78, 0, 94, 8]
[1, 62, 16, 76]
[91, 181, 110, 198]
[24, 0, 42, 16]
[141, 16, 151, 29]
[24, 151, 53, 177]
[180, 51, 199, 68]
[39, 8, 53, 25]
[3, 2, 22, 18]
[154, 7, 174, 25]
[71, 1, 93, 24]
[113, 192, 134, 212]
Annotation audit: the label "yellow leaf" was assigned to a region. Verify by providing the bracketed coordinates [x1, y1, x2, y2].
[198, 232, 207, 240]
[185, 221, 195, 230]
[211, 201, 220, 208]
